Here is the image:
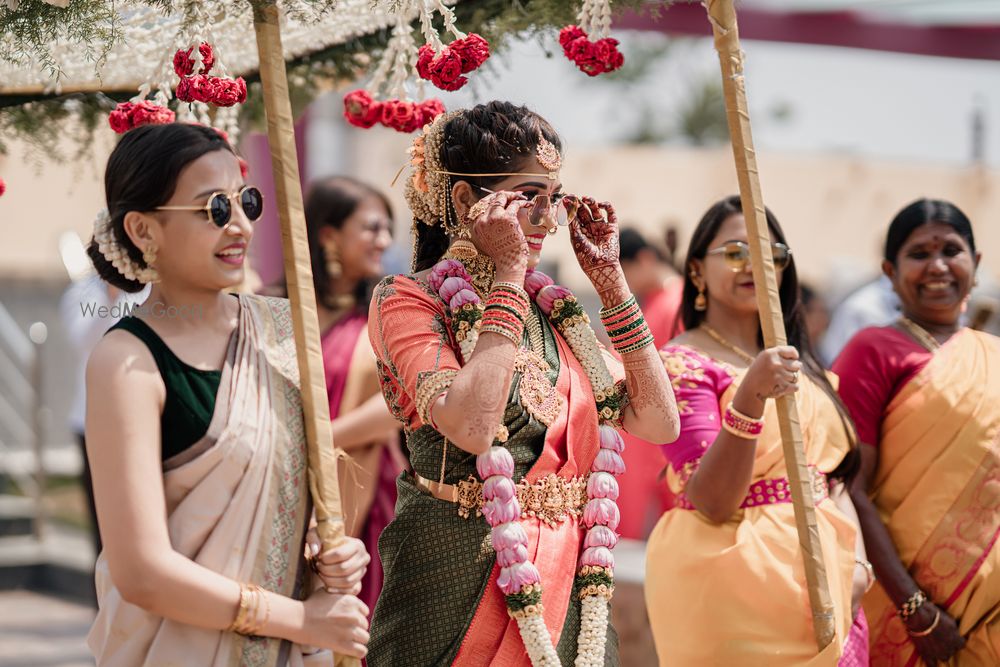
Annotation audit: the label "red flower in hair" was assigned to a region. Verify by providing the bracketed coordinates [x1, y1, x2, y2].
[455, 33, 490, 73]
[108, 102, 135, 134]
[429, 48, 467, 92]
[343, 90, 382, 129]
[173, 43, 215, 77]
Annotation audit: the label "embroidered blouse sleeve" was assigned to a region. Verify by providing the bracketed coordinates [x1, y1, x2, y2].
[658, 345, 734, 477]
[368, 276, 462, 429]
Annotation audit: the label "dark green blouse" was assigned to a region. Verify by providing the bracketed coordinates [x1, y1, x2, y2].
[108, 317, 221, 461]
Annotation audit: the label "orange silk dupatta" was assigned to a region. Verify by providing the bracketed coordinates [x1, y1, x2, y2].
[866, 329, 1000, 667]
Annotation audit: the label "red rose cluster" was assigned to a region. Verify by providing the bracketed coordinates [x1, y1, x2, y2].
[173, 43, 215, 77]
[173, 43, 248, 108]
[343, 90, 446, 133]
[559, 25, 624, 77]
[415, 33, 490, 92]
[108, 100, 176, 134]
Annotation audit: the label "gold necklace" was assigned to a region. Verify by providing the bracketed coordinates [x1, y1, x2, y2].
[699, 323, 756, 363]
[524, 305, 546, 356]
[898, 316, 941, 352]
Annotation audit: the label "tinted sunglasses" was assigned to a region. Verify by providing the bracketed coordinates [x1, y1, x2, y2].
[477, 187, 579, 227]
[706, 241, 792, 272]
[156, 186, 264, 228]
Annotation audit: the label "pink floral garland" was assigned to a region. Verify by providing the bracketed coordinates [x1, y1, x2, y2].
[427, 260, 624, 665]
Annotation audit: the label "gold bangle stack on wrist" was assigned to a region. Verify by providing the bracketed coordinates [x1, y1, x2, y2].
[227, 582, 271, 636]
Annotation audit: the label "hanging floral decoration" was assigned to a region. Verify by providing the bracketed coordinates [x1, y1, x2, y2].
[559, 0, 623, 77]
[173, 43, 248, 108]
[107, 100, 176, 134]
[342, 0, 492, 133]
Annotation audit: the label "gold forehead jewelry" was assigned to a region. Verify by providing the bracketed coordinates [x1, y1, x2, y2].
[535, 130, 562, 172]
[428, 168, 559, 182]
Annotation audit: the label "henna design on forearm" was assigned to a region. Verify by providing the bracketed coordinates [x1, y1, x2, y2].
[621, 347, 679, 436]
[452, 346, 516, 442]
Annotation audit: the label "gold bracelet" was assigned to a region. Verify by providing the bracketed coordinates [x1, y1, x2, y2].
[855, 558, 876, 593]
[907, 608, 941, 637]
[226, 582, 251, 634]
[247, 585, 270, 636]
[898, 590, 927, 620]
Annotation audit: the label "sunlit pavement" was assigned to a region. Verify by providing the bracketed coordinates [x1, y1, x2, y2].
[0, 590, 93, 667]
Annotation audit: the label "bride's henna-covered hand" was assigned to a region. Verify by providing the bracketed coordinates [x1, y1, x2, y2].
[566, 195, 629, 306]
[468, 191, 531, 278]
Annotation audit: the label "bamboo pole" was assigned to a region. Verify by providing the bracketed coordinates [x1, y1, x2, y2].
[704, 0, 837, 653]
[251, 3, 358, 666]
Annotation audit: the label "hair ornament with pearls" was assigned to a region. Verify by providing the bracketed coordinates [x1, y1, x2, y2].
[93, 209, 160, 284]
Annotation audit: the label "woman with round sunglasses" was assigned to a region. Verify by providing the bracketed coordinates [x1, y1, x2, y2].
[833, 199, 998, 666]
[83, 123, 371, 665]
[366, 101, 678, 665]
[644, 195, 869, 665]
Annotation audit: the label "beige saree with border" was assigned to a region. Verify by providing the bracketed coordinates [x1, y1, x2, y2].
[865, 329, 1000, 666]
[87, 294, 323, 667]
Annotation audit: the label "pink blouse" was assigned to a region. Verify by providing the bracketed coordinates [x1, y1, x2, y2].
[659, 344, 737, 473]
[831, 326, 933, 447]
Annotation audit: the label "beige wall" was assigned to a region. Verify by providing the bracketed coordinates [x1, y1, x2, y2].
[3, 131, 998, 298]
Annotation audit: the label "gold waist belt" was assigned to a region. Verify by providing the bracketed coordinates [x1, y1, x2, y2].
[413, 472, 589, 527]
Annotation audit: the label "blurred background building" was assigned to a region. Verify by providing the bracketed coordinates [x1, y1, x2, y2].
[1, 1, 999, 663]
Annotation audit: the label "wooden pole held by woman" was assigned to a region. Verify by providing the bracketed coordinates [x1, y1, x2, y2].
[252, 3, 358, 665]
[704, 0, 837, 651]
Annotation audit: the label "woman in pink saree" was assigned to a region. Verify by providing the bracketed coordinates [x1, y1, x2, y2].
[304, 176, 404, 614]
[83, 124, 370, 665]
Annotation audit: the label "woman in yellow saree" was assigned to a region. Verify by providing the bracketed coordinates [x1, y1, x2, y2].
[645, 196, 870, 666]
[83, 124, 370, 665]
[835, 199, 999, 666]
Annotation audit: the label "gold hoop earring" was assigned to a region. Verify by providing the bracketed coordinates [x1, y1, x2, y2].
[325, 245, 342, 279]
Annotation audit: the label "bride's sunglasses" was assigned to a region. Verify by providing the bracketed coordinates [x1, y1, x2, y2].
[477, 187, 580, 227]
[156, 186, 264, 228]
[707, 241, 792, 272]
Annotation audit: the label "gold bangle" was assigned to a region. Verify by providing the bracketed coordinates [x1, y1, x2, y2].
[855, 558, 876, 593]
[907, 608, 941, 637]
[247, 585, 269, 636]
[227, 583, 251, 634]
